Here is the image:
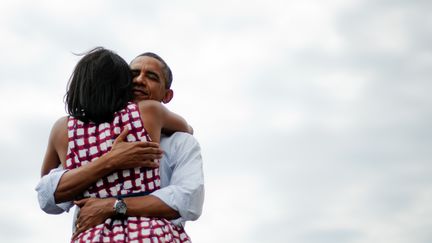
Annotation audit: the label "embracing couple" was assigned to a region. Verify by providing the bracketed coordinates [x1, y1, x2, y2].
[36, 48, 204, 243]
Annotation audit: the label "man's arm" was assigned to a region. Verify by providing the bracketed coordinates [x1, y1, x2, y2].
[36, 167, 73, 214]
[54, 128, 163, 203]
[151, 132, 204, 224]
[72, 194, 180, 237]
[38, 132, 204, 234]
[36, 128, 163, 212]
[73, 132, 204, 235]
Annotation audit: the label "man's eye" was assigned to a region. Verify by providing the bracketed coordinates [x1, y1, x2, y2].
[130, 70, 139, 77]
[147, 74, 158, 81]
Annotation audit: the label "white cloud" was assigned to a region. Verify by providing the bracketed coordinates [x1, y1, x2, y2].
[0, 0, 431, 242]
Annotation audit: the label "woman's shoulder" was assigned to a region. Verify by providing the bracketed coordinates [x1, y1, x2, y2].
[52, 116, 69, 130]
[49, 116, 69, 145]
[135, 100, 166, 118]
[137, 100, 163, 110]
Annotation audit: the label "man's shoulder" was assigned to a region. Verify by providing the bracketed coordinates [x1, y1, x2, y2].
[161, 132, 196, 142]
[160, 132, 199, 148]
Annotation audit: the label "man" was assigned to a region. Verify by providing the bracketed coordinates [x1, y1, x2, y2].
[36, 52, 204, 238]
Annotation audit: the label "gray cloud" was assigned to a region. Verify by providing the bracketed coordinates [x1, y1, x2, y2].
[1, 0, 431, 242]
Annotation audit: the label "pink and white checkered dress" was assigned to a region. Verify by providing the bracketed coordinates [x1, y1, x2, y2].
[65, 102, 190, 243]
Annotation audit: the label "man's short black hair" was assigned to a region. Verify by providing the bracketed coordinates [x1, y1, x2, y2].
[134, 52, 173, 89]
[65, 47, 133, 123]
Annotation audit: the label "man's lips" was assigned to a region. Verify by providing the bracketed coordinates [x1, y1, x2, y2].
[132, 89, 148, 96]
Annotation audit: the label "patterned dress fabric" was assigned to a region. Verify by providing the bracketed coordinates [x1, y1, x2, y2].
[65, 102, 190, 243]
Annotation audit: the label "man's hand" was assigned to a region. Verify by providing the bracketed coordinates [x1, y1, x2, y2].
[108, 128, 162, 170]
[72, 197, 115, 240]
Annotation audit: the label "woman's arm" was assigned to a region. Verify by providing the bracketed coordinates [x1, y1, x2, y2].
[138, 100, 193, 143]
[41, 117, 68, 177]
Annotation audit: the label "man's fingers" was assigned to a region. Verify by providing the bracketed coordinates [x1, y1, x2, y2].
[74, 198, 89, 207]
[135, 149, 163, 161]
[141, 160, 159, 168]
[135, 141, 160, 148]
[72, 225, 87, 240]
[138, 144, 163, 153]
[113, 127, 129, 145]
[129, 146, 163, 159]
[72, 227, 84, 240]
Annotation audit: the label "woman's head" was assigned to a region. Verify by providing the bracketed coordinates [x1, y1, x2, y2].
[65, 47, 132, 123]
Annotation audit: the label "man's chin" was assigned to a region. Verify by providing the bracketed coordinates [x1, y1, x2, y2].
[133, 94, 150, 102]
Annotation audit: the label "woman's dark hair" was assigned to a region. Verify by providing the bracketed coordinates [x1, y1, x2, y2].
[65, 47, 133, 123]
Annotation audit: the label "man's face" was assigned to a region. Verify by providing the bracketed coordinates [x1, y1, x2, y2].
[130, 56, 170, 102]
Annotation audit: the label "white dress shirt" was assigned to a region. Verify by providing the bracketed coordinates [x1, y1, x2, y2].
[36, 132, 204, 226]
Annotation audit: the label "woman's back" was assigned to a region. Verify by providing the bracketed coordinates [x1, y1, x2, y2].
[67, 102, 190, 242]
[66, 102, 159, 198]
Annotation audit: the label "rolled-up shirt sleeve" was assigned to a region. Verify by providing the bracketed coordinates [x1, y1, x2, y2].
[152, 133, 205, 226]
[35, 167, 74, 214]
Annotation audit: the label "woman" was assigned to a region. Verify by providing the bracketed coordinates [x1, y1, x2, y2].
[42, 47, 192, 242]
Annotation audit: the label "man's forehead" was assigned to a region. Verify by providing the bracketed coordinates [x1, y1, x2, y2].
[130, 56, 163, 70]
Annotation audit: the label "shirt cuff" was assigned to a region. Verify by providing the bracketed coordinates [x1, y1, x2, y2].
[35, 168, 73, 214]
[151, 187, 185, 226]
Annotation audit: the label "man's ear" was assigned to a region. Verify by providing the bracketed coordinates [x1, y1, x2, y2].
[162, 89, 174, 104]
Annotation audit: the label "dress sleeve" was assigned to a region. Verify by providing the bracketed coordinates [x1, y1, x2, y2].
[35, 167, 74, 214]
[151, 133, 205, 226]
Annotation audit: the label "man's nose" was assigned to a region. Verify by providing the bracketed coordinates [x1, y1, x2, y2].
[133, 73, 147, 86]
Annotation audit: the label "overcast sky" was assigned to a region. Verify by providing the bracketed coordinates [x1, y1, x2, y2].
[0, 0, 431, 242]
